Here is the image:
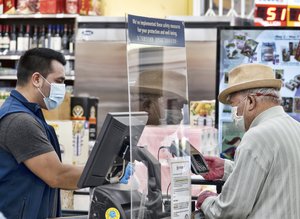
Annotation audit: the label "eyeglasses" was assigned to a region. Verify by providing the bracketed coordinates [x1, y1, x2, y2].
[251, 93, 278, 98]
[230, 93, 278, 107]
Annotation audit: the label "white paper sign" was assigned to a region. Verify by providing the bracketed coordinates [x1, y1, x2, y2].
[170, 157, 191, 219]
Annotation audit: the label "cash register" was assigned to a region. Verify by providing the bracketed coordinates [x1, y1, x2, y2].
[77, 112, 170, 219]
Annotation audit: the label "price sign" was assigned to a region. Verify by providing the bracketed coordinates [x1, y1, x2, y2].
[255, 4, 288, 26]
[289, 7, 300, 21]
[288, 3, 300, 26]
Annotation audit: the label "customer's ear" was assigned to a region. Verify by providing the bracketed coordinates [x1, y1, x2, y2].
[248, 95, 257, 111]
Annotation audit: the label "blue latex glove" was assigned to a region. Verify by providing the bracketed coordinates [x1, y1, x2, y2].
[120, 162, 134, 184]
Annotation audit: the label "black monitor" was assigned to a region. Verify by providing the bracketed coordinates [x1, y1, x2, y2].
[77, 111, 148, 188]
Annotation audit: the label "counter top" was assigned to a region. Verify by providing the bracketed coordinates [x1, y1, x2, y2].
[51, 216, 87, 219]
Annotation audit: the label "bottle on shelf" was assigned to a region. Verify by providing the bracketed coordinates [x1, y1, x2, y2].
[9, 25, 17, 53]
[0, 25, 4, 55]
[45, 24, 52, 49]
[61, 24, 68, 53]
[53, 24, 62, 51]
[68, 25, 75, 54]
[50, 24, 56, 50]
[23, 24, 30, 52]
[38, 25, 46, 48]
[17, 24, 24, 53]
[2, 25, 10, 55]
[30, 25, 38, 49]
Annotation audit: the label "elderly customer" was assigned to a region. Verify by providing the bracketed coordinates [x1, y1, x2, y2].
[196, 63, 300, 218]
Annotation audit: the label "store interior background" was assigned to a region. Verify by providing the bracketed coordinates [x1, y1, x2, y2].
[0, 0, 257, 215]
[75, 0, 255, 129]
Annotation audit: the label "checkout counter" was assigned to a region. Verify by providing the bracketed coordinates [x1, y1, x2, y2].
[56, 112, 171, 219]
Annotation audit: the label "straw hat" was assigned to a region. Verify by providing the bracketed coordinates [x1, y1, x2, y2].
[218, 63, 282, 104]
[131, 70, 187, 99]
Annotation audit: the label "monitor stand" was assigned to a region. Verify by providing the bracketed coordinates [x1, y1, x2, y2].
[88, 146, 170, 219]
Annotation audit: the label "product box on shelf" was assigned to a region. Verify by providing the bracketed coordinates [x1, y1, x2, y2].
[39, 0, 57, 14]
[47, 120, 73, 164]
[16, 0, 38, 14]
[190, 100, 215, 127]
[57, 0, 65, 14]
[4, 0, 14, 14]
[72, 120, 89, 165]
[71, 96, 99, 139]
[87, 97, 98, 141]
[71, 96, 89, 120]
[78, 0, 89, 15]
[66, 0, 78, 14]
[89, 0, 101, 15]
[47, 120, 89, 166]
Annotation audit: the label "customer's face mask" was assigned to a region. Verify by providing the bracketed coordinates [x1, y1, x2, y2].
[38, 75, 66, 110]
[231, 96, 248, 131]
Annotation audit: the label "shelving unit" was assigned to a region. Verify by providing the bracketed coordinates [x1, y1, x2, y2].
[0, 14, 77, 90]
[0, 75, 75, 81]
[0, 54, 75, 60]
[0, 14, 77, 25]
[0, 14, 78, 19]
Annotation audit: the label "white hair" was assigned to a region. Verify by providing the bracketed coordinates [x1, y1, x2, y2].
[227, 88, 281, 105]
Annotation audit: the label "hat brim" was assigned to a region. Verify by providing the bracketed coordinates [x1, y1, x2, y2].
[218, 79, 282, 104]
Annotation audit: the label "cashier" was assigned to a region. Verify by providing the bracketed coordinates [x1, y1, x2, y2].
[0, 48, 83, 218]
[197, 63, 300, 218]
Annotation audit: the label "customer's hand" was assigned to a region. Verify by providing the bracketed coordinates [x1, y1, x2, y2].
[196, 190, 217, 209]
[201, 156, 225, 180]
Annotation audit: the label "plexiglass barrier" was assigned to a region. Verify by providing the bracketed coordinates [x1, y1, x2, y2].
[126, 14, 191, 219]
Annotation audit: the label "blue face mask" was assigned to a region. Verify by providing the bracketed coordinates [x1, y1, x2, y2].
[38, 75, 66, 110]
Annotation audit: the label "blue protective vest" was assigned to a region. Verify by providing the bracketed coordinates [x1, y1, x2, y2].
[0, 90, 61, 219]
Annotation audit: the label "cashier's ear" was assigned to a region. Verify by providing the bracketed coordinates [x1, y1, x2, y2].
[31, 72, 43, 88]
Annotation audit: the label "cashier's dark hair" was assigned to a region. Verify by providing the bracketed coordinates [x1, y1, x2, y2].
[16, 48, 66, 86]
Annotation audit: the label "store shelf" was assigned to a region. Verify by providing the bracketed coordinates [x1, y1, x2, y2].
[0, 14, 78, 19]
[0, 55, 75, 60]
[66, 75, 75, 80]
[0, 55, 20, 60]
[0, 75, 75, 80]
[64, 55, 75, 60]
[0, 75, 17, 80]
